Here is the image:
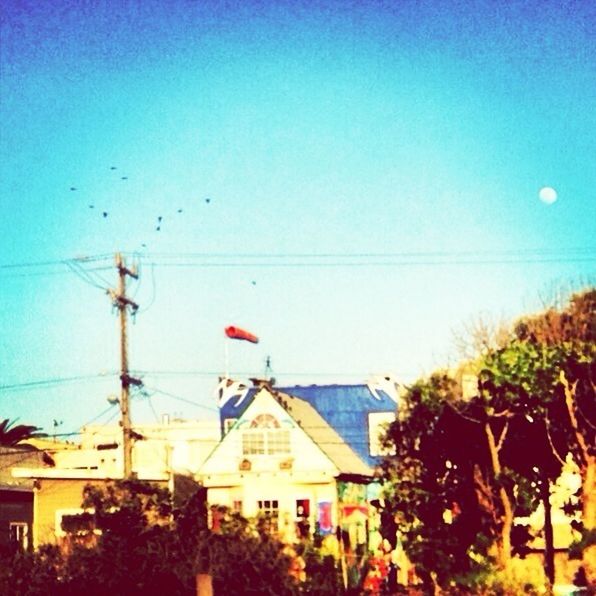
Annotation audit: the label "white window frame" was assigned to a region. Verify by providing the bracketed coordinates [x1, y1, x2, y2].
[368, 412, 396, 456]
[257, 499, 279, 533]
[55, 508, 97, 538]
[9, 522, 28, 550]
[242, 429, 290, 456]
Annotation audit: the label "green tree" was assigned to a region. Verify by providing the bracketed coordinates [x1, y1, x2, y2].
[381, 288, 595, 590]
[381, 374, 491, 592]
[505, 289, 596, 582]
[1, 479, 308, 596]
[0, 419, 45, 446]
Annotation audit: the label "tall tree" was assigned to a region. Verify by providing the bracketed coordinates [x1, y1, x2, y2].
[381, 288, 595, 589]
[510, 289, 596, 581]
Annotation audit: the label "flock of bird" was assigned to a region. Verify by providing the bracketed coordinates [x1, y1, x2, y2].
[68, 169, 257, 285]
[69, 166, 213, 241]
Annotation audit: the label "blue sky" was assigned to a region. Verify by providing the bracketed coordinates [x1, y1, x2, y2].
[1, 0, 594, 436]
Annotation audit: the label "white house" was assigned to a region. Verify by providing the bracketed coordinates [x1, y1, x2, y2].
[199, 385, 378, 549]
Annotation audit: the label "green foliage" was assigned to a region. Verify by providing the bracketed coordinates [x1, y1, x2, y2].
[0, 545, 62, 596]
[0, 480, 317, 596]
[0, 418, 46, 446]
[380, 374, 492, 589]
[569, 528, 596, 560]
[299, 543, 344, 595]
[380, 288, 595, 590]
[204, 507, 299, 595]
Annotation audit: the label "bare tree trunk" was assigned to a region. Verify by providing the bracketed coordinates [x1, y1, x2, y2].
[196, 574, 213, 596]
[581, 455, 596, 584]
[485, 422, 514, 570]
[560, 372, 596, 584]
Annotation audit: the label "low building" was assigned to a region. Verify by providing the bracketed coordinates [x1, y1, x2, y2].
[12, 417, 219, 548]
[11, 467, 169, 549]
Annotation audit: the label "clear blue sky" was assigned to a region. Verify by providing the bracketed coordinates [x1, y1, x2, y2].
[1, 0, 595, 436]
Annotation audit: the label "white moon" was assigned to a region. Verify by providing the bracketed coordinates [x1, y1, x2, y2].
[539, 187, 557, 204]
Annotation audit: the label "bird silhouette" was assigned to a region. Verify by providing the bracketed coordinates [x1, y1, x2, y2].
[157, 216, 162, 222]
[177, 209, 183, 213]
[121, 176, 128, 180]
[103, 212, 108, 218]
[70, 187, 77, 191]
[89, 205, 94, 209]
[205, 198, 211, 204]
[110, 166, 117, 170]
[156, 226, 161, 232]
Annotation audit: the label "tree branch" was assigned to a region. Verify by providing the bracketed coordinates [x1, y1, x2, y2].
[545, 413, 567, 467]
[493, 409, 511, 418]
[560, 371, 590, 465]
[496, 422, 509, 453]
[445, 400, 481, 424]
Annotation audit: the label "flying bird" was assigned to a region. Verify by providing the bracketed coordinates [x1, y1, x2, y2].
[103, 211, 108, 218]
[70, 187, 77, 191]
[177, 209, 183, 213]
[156, 226, 161, 232]
[205, 198, 211, 204]
[110, 166, 117, 170]
[88, 205, 94, 209]
[121, 176, 128, 180]
[157, 216, 162, 222]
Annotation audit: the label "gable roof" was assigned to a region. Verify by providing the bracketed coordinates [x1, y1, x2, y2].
[220, 382, 397, 466]
[272, 390, 373, 477]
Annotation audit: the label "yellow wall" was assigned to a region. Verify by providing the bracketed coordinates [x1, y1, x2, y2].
[33, 479, 97, 548]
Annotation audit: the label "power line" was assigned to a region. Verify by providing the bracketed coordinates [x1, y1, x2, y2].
[144, 386, 219, 413]
[1, 248, 594, 274]
[132, 369, 421, 379]
[126, 247, 596, 259]
[66, 260, 110, 291]
[0, 254, 113, 269]
[131, 248, 596, 270]
[0, 265, 113, 279]
[0, 373, 118, 393]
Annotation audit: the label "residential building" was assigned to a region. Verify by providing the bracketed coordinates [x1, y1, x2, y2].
[200, 381, 397, 549]
[12, 417, 219, 548]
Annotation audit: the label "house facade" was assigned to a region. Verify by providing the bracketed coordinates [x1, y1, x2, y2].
[10, 467, 169, 549]
[218, 377, 399, 467]
[199, 381, 396, 553]
[11, 417, 218, 548]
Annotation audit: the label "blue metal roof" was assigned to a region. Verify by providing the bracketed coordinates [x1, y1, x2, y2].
[219, 383, 397, 467]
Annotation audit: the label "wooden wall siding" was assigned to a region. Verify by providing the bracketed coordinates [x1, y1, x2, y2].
[34, 479, 96, 547]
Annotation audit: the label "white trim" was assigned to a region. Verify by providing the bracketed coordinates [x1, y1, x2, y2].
[12, 468, 167, 481]
[54, 507, 95, 538]
[9, 522, 29, 550]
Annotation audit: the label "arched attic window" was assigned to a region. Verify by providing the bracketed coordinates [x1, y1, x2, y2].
[243, 414, 290, 455]
[250, 414, 280, 429]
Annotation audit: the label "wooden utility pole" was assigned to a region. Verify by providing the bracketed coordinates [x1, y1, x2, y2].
[111, 253, 141, 478]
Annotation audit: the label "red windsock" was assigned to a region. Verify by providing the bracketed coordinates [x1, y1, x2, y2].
[225, 326, 259, 344]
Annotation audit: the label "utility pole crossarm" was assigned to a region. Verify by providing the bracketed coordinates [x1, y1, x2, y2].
[115, 295, 139, 311]
[115, 253, 139, 279]
[120, 373, 143, 387]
